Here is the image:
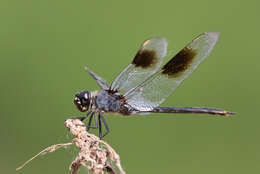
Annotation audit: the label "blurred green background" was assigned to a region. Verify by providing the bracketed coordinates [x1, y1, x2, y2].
[1, 0, 259, 173]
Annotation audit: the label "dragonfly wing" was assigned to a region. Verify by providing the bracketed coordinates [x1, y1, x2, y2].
[125, 32, 219, 111]
[85, 66, 110, 90]
[110, 38, 168, 94]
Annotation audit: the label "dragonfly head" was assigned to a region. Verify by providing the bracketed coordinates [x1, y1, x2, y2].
[74, 90, 91, 112]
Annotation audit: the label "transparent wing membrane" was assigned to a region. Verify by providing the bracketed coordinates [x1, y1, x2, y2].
[111, 37, 168, 94]
[85, 66, 110, 90]
[126, 32, 219, 111]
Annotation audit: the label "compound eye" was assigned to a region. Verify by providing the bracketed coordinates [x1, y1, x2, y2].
[81, 98, 90, 111]
[74, 97, 81, 105]
[74, 96, 84, 112]
[84, 93, 89, 100]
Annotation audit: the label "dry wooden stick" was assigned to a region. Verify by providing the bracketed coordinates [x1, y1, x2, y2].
[16, 118, 125, 174]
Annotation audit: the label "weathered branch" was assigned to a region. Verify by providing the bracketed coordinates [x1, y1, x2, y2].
[16, 118, 125, 174]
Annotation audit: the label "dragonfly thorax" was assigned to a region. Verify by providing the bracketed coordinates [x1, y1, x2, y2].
[95, 90, 121, 112]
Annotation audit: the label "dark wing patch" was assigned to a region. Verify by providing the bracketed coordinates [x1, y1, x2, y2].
[162, 47, 197, 77]
[132, 49, 157, 68]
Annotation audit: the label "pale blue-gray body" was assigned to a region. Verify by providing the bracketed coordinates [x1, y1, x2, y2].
[96, 90, 121, 112]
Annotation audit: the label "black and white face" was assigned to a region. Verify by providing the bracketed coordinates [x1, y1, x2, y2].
[74, 90, 91, 112]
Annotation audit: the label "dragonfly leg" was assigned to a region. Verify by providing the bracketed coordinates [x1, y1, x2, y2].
[99, 114, 110, 138]
[98, 114, 103, 139]
[77, 112, 109, 139]
[87, 113, 98, 129]
[73, 111, 91, 121]
[86, 112, 99, 131]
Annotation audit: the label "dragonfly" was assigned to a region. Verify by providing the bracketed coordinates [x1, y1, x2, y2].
[73, 32, 235, 139]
